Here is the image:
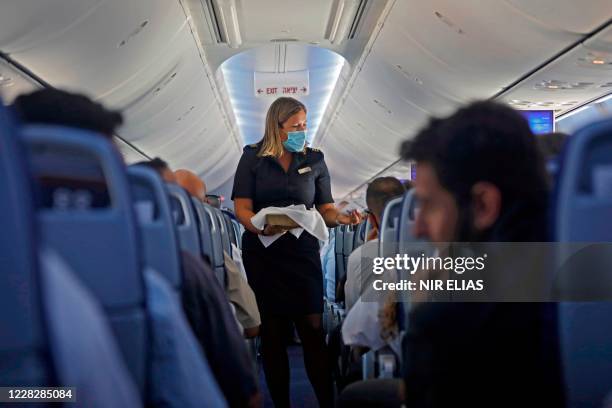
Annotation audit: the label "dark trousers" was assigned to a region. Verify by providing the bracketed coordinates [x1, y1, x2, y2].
[260, 313, 334, 408]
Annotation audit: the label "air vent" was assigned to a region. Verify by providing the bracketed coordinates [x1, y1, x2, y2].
[373, 99, 392, 115]
[534, 80, 594, 91]
[0, 73, 14, 88]
[204, 0, 242, 48]
[117, 20, 149, 48]
[577, 53, 612, 69]
[509, 100, 531, 106]
[508, 100, 579, 110]
[348, 0, 368, 39]
[176, 106, 196, 122]
[153, 72, 177, 96]
[326, 0, 368, 45]
[434, 11, 465, 35]
[394, 65, 423, 85]
[204, 0, 224, 43]
[270, 38, 299, 42]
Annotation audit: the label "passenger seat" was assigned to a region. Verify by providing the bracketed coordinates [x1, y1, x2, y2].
[128, 165, 182, 291]
[20, 125, 226, 407]
[22, 125, 150, 393]
[1, 106, 141, 406]
[554, 118, 612, 408]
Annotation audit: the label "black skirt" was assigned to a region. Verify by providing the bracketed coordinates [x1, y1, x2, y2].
[241, 230, 324, 316]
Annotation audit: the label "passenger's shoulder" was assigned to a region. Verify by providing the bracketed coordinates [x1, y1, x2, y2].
[348, 241, 373, 265]
[362, 240, 379, 256]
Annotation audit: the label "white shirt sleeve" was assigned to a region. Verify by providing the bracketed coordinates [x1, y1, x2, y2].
[344, 247, 362, 311]
[344, 240, 379, 311]
[341, 299, 387, 352]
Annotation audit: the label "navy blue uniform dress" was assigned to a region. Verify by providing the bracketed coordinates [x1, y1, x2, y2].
[231, 143, 334, 316]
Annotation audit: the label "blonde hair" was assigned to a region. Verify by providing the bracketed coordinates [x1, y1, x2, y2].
[258, 97, 307, 158]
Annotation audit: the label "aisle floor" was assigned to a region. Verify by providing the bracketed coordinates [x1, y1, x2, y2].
[259, 345, 319, 408]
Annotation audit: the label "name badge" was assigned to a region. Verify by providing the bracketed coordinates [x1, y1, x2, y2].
[298, 166, 312, 174]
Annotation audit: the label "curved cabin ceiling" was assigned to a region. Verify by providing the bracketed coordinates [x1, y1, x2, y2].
[0, 0, 611, 199]
[318, 0, 611, 198]
[0, 0, 241, 191]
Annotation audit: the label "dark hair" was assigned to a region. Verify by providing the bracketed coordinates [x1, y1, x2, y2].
[401, 101, 549, 239]
[206, 195, 221, 209]
[401, 101, 548, 241]
[366, 177, 405, 218]
[536, 132, 569, 161]
[133, 157, 170, 175]
[402, 179, 414, 191]
[12, 88, 123, 136]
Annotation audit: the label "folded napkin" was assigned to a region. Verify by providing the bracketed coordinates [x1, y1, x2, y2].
[251, 204, 329, 247]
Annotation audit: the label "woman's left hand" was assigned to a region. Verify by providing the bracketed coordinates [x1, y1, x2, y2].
[337, 210, 362, 225]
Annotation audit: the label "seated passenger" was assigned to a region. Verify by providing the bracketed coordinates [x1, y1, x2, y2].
[330, 201, 350, 303]
[137, 160, 261, 407]
[344, 177, 404, 311]
[13, 88, 226, 407]
[320, 201, 348, 303]
[536, 131, 569, 160]
[536, 131, 569, 186]
[207, 194, 222, 208]
[340, 177, 405, 375]
[320, 226, 336, 301]
[175, 168, 261, 338]
[175, 168, 208, 202]
[339, 101, 565, 408]
[135, 157, 178, 184]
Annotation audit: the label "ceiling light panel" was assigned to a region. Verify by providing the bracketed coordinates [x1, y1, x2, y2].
[0, 60, 39, 104]
[239, 0, 334, 43]
[501, 25, 612, 117]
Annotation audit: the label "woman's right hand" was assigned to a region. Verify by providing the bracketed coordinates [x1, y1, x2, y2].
[261, 224, 292, 236]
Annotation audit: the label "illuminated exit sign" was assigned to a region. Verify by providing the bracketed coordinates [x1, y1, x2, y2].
[254, 70, 309, 98]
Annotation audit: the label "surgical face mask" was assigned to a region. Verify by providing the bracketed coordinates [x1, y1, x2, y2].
[283, 130, 306, 152]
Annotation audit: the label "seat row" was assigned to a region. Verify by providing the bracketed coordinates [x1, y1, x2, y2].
[333, 220, 370, 287]
[0, 103, 244, 406]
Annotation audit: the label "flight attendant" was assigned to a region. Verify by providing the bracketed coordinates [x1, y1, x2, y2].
[232, 97, 360, 407]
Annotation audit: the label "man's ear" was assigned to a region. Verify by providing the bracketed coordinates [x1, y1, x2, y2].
[470, 182, 501, 231]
